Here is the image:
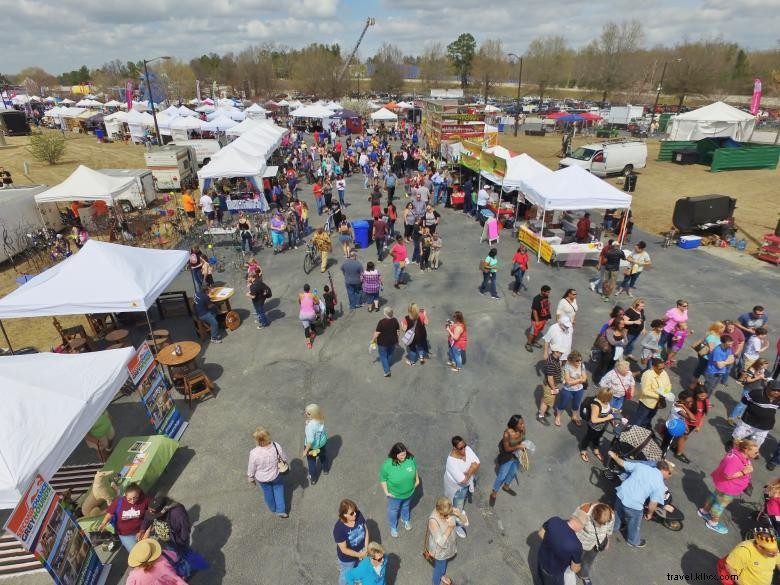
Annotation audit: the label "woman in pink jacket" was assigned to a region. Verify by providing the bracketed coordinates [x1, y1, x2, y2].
[697, 438, 759, 534]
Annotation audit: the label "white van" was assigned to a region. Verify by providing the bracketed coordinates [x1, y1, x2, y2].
[170, 139, 221, 167]
[559, 140, 647, 177]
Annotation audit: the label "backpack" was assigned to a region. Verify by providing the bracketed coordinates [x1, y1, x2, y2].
[263, 283, 272, 299]
[580, 396, 596, 422]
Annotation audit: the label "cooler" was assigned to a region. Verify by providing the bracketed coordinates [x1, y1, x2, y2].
[678, 235, 702, 249]
[353, 220, 370, 249]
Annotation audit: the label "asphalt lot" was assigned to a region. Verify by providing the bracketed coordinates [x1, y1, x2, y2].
[7, 167, 780, 585]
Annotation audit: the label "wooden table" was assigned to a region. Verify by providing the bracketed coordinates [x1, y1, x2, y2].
[156, 341, 202, 389]
[209, 286, 235, 314]
[105, 328, 129, 344]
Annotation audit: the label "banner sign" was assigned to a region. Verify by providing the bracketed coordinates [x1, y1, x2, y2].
[518, 225, 554, 263]
[441, 113, 484, 122]
[750, 78, 762, 116]
[128, 343, 186, 439]
[480, 150, 507, 179]
[4, 475, 109, 585]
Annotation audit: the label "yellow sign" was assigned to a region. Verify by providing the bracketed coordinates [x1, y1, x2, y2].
[518, 225, 554, 263]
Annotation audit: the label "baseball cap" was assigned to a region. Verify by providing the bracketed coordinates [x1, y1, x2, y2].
[550, 344, 563, 353]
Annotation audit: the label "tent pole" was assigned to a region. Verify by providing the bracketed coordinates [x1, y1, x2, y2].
[537, 204, 546, 263]
[0, 320, 14, 354]
[145, 312, 159, 353]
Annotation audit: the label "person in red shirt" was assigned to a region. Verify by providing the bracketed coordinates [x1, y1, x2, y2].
[389, 235, 408, 289]
[334, 140, 342, 163]
[313, 179, 324, 215]
[575, 213, 591, 243]
[96, 483, 150, 552]
[511, 245, 529, 295]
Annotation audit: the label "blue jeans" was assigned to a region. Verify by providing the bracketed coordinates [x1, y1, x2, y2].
[730, 389, 750, 419]
[625, 332, 639, 355]
[556, 387, 584, 415]
[493, 458, 519, 491]
[631, 402, 657, 429]
[412, 239, 421, 263]
[241, 231, 252, 252]
[432, 558, 448, 585]
[118, 533, 138, 552]
[252, 301, 269, 327]
[315, 197, 324, 214]
[480, 271, 497, 297]
[364, 291, 379, 306]
[703, 373, 721, 397]
[620, 272, 641, 290]
[378, 344, 393, 374]
[387, 495, 411, 531]
[339, 559, 358, 585]
[452, 485, 468, 510]
[433, 184, 444, 205]
[512, 269, 525, 293]
[393, 262, 404, 285]
[770, 443, 780, 466]
[345, 283, 362, 309]
[448, 345, 463, 369]
[306, 443, 331, 481]
[191, 269, 203, 291]
[338, 189, 345, 206]
[257, 475, 286, 514]
[613, 498, 643, 546]
[407, 343, 427, 364]
[198, 312, 220, 341]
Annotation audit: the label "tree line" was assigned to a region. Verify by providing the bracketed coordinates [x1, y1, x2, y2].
[5, 22, 780, 104]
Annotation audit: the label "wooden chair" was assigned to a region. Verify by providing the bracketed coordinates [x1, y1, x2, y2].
[188, 300, 211, 341]
[182, 369, 215, 407]
[86, 313, 117, 338]
[53, 318, 96, 352]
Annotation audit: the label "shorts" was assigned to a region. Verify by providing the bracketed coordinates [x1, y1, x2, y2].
[339, 234, 351, 243]
[531, 320, 547, 337]
[186, 211, 195, 219]
[206, 211, 215, 220]
[542, 384, 558, 407]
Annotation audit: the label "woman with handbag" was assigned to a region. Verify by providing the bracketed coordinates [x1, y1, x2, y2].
[402, 302, 429, 365]
[425, 497, 469, 585]
[598, 359, 635, 411]
[303, 404, 330, 485]
[564, 502, 614, 585]
[97, 483, 149, 552]
[555, 351, 588, 427]
[126, 539, 188, 585]
[490, 414, 527, 506]
[688, 321, 726, 389]
[247, 426, 289, 518]
[591, 320, 628, 385]
[698, 439, 759, 535]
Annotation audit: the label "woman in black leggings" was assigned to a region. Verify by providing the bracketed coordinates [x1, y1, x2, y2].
[579, 388, 615, 464]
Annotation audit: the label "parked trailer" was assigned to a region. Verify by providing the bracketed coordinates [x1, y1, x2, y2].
[98, 169, 157, 210]
[0, 185, 64, 264]
[144, 145, 197, 191]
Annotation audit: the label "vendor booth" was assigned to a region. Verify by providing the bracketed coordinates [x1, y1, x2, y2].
[370, 107, 398, 125]
[517, 165, 632, 264]
[666, 101, 756, 142]
[197, 148, 270, 212]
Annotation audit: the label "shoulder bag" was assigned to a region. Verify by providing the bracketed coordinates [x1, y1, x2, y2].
[691, 339, 709, 357]
[401, 318, 417, 346]
[422, 519, 435, 564]
[273, 442, 289, 474]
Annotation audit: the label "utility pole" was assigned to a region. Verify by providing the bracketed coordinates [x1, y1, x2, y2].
[648, 58, 681, 136]
[508, 53, 523, 137]
[143, 56, 171, 146]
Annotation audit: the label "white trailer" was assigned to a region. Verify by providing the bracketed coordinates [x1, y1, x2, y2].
[98, 169, 157, 210]
[0, 185, 64, 264]
[607, 105, 645, 126]
[144, 145, 197, 191]
[169, 139, 221, 167]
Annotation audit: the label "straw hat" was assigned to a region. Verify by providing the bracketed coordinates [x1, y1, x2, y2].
[128, 539, 162, 567]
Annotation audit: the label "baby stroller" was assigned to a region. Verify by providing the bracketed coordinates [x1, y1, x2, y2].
[741, 484, 780, 540]
[602, 423, 685, 531]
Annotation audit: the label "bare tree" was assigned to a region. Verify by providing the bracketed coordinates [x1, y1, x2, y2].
[590, 20, 645, 102]
[472, 39, 509, 104]
[663, 39, 739, 106]
[155, 59, 196, 105]
[419, 42, 448, 89]
[371, 43, 404, 94]
[525, 36, 568, 104]
[290, 44, 346, 98]
[236, 45, 276, 100]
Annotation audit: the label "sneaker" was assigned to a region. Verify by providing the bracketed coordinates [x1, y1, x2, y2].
[705, 521, 729, 535]
[405, 359, 415, 366]
[536, 413, 550, 426]
[626, 539, 647, 548]
[390, 528, 399, 538]
[277, 513, 289, 518]
[403, 520, 412, 531]
[455, 525, 467, 539]
[589, 282, 596, 291]
[490, 295, 500, 300]
[674, 452, 691, 464]
[697, 508, 711, 521]
[627, 291, 634, 298]
[256, 324, 265, 330]
[525, 343, 534, 353]
[479, 290, 487, 296]
[383, 372, 391, 378]
[211, 338, 222, 344]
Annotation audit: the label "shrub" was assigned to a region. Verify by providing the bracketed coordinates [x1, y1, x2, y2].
[28, 131, 66, 165]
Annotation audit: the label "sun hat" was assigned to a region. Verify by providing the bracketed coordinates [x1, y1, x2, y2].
[128, 539, 162, 567]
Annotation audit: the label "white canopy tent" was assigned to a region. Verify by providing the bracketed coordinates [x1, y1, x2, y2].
[225, 118, 288, 141]
[502, 153, 553, 190]
[199, 148, 266, 179]
[667, 101, 757, 141]
[290, 104, 335, 120]
[246, 103, 268, 114]
[177, 105, 198, 117]
[395, 101, 414, 110]
[104, 99, 123, 108]
[218, 135, 273, 161]
[370, 107, 398, 121]
[170, 116, 204, 131]
[33, 165, 135, 205]
[0, 348, 135, 508]
[201, 115, 237, 132]
[518, 165, 633, 258]
[0, 240, 189, 318]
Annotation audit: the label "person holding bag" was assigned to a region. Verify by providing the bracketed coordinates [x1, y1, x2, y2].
[247, 426, 289, 518]
[402, 303, 429, 365]
[425, 497, 469, 585]
[302, 404, 330, 485]
[564, 503, 614, 585]
[490, 415, 527, 506]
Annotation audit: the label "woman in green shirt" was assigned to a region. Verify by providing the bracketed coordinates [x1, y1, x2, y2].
[85, 411, 115, 462]
[379, 442, 420, 538]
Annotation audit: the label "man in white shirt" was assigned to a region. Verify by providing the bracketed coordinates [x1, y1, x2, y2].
[200, 192, 215, 227]
[477, 185, 491, 218]
[543, 316, 573, 361]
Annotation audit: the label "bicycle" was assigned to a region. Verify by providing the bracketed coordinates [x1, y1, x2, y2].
[303, 242, 318, 274]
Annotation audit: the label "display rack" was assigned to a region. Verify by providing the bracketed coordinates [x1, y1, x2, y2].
[757, 233, 780, 265]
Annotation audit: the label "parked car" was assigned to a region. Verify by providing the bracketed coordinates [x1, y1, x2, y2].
[559, 140, 648, 177]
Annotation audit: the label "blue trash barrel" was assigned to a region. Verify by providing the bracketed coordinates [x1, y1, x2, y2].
[353, 220, 370, 249]
[497, 123, 505, 132]
[95, 128, 105, 142]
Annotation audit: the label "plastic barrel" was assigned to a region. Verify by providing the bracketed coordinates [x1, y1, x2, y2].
[353, 220, 370, 249]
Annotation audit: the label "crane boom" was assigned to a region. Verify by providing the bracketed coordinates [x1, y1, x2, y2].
[337, 17, 375, 83]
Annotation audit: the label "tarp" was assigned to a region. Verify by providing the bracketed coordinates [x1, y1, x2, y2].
[34, 165, 135, 204]
[370, 107, 398, 121]
[332, 109, 360, 120]
[502, 154, 554, 190]
[0, 348, 135, 508]
[0, 240, 189, 318]
[518, 165, 632, 210]
[667, 101, 756, 141]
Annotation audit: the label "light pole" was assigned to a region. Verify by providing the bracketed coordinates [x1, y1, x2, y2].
[142, 56, 171, 145]
[508, 53, 523, 137]
[648, 58, 681, 135]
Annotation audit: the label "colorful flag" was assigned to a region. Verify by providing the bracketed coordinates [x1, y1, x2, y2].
[749, 78, 762, 116]
[125, 80, 133, 110]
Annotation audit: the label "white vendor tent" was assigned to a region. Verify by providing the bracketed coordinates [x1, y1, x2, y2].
[177, 105, 198, 117]
[0, 240, 189, 318]
[104, 99, 123, 108]
[290, 104, 335, 120]
[0, 348, 134, 509]
[370, 107, 398, 121]
[225, 118, 288, 142]
[221, 134, 273, 160]
[201, 115, 238, 132]
[170, 116, 205, 131]
[33, 165, 135, 205]
[199, 148, 266, 179]
[666, 101, 757, 141]
[502, 154, 553, 190]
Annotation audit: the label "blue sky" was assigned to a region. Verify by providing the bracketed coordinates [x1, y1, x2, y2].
[4, 0, 778, 74]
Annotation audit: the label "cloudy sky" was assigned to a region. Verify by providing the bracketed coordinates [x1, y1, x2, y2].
[5, 0, 778, 74]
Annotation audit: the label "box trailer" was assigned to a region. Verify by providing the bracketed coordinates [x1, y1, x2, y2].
[98, 169, 157, 210]
[0, 185, 64, 264]
[169, 139, 221, 167]
[0, 109, 31, 136]
[607, 105, 645, 126]
[144, 145, 197, 191]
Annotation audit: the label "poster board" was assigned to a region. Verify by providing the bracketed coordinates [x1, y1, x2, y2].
[460, 140, 482, 172]
[518, 225, 554, 263]
[480, 150, 507, 179]
[127, 343, 187, 440]
[4, 475, 109, 585]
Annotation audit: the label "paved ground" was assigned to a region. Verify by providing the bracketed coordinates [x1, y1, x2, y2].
[6, 168, 780, 585]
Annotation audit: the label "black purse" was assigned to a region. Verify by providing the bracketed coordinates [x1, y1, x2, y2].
[592, 519, 607, 552]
